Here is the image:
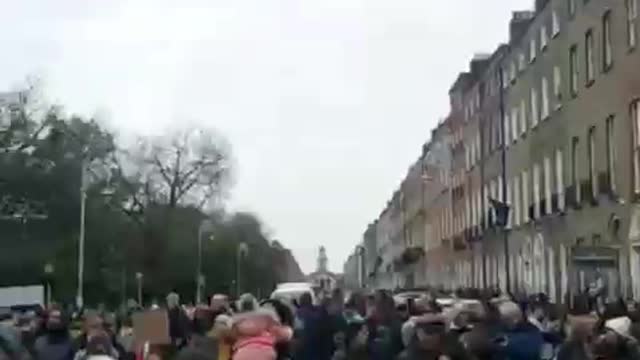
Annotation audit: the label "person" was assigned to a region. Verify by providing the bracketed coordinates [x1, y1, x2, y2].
[260, 299, 294, 360]
[177, 307, 218, 360]
[590, 313, 640, 360]
[77, 331, 119, 360]
[33, 308, 75, 360]
[397, 315, 465, 360]
[459, 327, 495, 360]
[167, 292, 190, 350]
[293, 293, 322, 360]
[231, 305, 292, 360]
[210, 295, 231, 319]
[0, 322, 29, 360]
[363, 290, 403, 360]
[494, 301, 543, 360]
[555, 302, 598, 360]
[209, 314, 233, 360]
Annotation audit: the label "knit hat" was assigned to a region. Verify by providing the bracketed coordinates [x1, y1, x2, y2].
[605, 316, 632, 339]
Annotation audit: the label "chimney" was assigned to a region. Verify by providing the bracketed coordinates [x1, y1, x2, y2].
[509, 11, 535, 43]
[470, 53, 491, 77]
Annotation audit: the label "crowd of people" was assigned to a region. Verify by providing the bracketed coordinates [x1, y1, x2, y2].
[2, 287, 640, 360]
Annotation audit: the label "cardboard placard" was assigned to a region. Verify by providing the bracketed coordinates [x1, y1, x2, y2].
[132, 309, 171, 347]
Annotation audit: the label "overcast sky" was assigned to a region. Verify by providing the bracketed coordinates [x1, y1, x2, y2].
[1, 0, 532, 273]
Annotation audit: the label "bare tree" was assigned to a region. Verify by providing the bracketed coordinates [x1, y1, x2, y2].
[120, 126, 232, 211]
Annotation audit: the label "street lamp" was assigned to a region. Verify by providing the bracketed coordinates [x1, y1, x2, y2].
[196, 219, 214, 304]
[135, 272, 144, 307]
[76, 154, 116, 310]
[44, 262, 54, 306]
[236, 242, 249, 296]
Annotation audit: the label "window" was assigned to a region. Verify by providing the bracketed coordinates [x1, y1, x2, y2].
[530, 38, 537, 62]
[544, 156, 552, 214]
[511, 62, 517, 83]
[512, 107, 519, 141]
[514, 176, 521, 226]
[572, 137, 581, 203]
[522, 170, 529, 223]
[502, 68, 508, 89]
[553, 66, 563, 107]
[541, 26, 548, 51]
[552, 10, 561, 37]
[569, 0, 576, 18]
[603, 11, 613, 71]
[556, 149, 565, 210]
[588, 126, 597, 199]
[542, 77, 550, 119]
[570, 45, 579, 96]
[520, 99, 527, 134]
[533, 163, 541, 219]
[505, 113, 511, 146]
[531, 87, 539, 127]
[606, 116, 616, 193]
[585, 29, 595, 85]
[632, 100, 640, 194]
[628, 0, 638, 48]
[518, 53, 526, 72]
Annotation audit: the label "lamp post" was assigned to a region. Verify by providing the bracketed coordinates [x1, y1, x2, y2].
[135, 272, 144, 307]
[44, 262, 54, 306]
[196, 219, 214, 304]
[76, 158, 115, 310]
[236, 242, 249, 296]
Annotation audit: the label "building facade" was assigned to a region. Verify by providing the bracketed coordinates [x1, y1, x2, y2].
[347, 0, 640, 301]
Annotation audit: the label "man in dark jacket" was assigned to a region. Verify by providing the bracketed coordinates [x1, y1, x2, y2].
[33, 308, 75, 360]
[495, 301, 543, 360]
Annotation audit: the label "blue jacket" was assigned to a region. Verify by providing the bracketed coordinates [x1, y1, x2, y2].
[499, 321, 544, 360]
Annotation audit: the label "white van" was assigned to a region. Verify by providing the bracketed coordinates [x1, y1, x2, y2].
[270, 282, 316, 305]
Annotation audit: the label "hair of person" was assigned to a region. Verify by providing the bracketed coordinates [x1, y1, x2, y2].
[298, 292, 313, 307]
[260, 299, 294, 327]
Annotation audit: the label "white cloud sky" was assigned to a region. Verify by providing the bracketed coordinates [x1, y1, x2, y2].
[1, 0, 532, 273]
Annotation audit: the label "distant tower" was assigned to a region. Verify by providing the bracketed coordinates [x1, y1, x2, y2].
[317, 246, 328, 273]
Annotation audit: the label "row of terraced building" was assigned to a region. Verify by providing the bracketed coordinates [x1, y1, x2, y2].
[343, 0, 640, 302]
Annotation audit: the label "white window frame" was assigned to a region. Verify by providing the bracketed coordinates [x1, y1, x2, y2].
[570, 45, 578, 96]
[518, 53, 526, 72]
[504, 113, 511, 146]
[533, 163, 541, 219]
[540, 25, 548, 51]
[542, 77, 550, 120]
[606, 116, 616, 193]
[531, 87, 539, 127]
[556, 149, 565, 210]
[603, 11, 613, 70]
[514, 176, 521, 227]
[552, 10, 560, 37]
[544, 156, 552, 215]
[628, 0, 638, 49]
[530, 37, 537, 63]
[506, 179, 513, 228]
[588, 127, 597, 199]
[572, 137, 581, 203]
[512, 107, 519, 141]
[522, 170, 529, 223]
[633, 100, 640, 194]
[586, 29, 595, 84]
[553, 65, 562, 108]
